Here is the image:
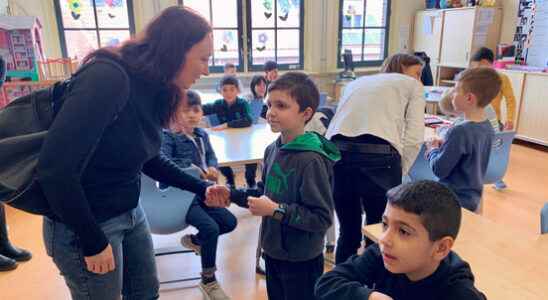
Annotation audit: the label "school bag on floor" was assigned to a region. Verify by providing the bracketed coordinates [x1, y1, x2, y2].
[0, 58, 129, 215]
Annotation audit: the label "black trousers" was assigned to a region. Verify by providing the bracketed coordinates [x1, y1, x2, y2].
[264, 254, 324, 300]
[332, 135, 402, 264]
[219, 163, 257, 186]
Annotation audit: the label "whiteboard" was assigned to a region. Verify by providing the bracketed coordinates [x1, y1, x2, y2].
[527, 0, 548, 68]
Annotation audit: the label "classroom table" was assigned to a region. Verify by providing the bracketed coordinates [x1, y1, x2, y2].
[423, 86, 452, 115]
[362, 209, 548, 299]
[206, 123, 279, 167]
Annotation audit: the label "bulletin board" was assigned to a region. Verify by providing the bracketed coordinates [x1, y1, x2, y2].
[515, 0, 548, 68]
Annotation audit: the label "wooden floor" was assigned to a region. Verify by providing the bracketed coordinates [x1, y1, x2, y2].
[1, 141, 547, 300]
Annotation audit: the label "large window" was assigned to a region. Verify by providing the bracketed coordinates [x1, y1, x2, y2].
[338, 0, 390, 67]
[246, 0, 304, 71]
[181, 0, 244, 72]
[182, 0, 303, 72]
[54, 0, 135, 60]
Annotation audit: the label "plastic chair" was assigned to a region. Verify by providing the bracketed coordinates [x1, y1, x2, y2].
[541, 203, 548, 234]
[319, 92, 328, 107]
[206, 114, 221, 127]
[484, 131, 516, 186]
[140, 166, 202, 284]
[248, 101, 264, 124]
[407, 144, 438, 181]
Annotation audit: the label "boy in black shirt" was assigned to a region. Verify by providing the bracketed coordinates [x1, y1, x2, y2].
[315, 180, 486, 300]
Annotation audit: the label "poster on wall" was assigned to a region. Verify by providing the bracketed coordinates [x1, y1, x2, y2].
[514, 0, 536, 64]
[526, 0, 548, 67]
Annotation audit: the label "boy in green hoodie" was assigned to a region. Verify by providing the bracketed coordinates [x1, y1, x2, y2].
[228, 72, 340, 300]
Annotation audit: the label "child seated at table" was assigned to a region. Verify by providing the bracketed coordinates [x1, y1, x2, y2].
[202, 75, 257, 188]
[426, 68, 501, 212]
[160, 90, 236, 299]
[315, 180, 486, 300]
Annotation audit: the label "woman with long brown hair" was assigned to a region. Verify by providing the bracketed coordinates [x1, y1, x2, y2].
[326, 53, 426, 265]
[37, 7, 229, 299]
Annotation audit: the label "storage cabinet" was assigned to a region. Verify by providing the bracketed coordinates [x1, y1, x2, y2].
[413, 10, 443, 81]
[439, 7, 502, 68]
[516, 73, 548, 146]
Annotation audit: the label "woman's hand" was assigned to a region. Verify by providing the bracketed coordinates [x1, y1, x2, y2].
[204, 167, 219, 182]
[84, 244, 115, 274]
[205, 184, 230, 207]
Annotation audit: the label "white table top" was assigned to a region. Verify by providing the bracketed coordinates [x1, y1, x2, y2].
[206, 123, 279, 167]
[424, 86, 451, 103]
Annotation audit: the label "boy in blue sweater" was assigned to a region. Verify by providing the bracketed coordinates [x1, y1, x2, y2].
[425, 68, 502, 212]
[315, 181, 486, 300]
[203, 75, 257, 188]
[161, 90, 236, 299]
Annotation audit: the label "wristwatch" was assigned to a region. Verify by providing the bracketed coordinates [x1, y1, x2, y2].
[272, 203, 287, 222]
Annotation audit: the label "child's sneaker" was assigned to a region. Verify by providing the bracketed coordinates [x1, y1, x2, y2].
[181, 234, 201, 255]
[199, 280, 231, 300]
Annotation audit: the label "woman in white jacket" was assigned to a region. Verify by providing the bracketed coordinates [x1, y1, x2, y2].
[326, 54, 425, 264]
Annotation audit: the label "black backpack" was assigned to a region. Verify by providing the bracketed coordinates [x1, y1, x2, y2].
[0, 58, 129, 215]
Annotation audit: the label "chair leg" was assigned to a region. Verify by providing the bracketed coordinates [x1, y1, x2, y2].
[493, 180, 507, 191]
[154, 246, 201, 285]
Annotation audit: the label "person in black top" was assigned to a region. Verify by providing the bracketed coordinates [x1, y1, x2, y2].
[315, 180, 486, 300]
[36, 7, 230, 300]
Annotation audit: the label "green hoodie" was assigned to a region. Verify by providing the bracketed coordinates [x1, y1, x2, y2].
[232, 132, 340, 262]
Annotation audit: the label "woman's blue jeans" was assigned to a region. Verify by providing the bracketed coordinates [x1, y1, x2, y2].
[43, 205, 159, 300]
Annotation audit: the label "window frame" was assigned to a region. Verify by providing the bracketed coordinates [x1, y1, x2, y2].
[53, 0, 136, 59]
[180, 0, 245, 73]
[337, 0, 391, 68]
[245, 0, 304, 71]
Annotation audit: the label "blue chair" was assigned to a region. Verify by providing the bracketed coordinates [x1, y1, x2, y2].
[140, 166, 202, 284]
[541, 203, 548, 234]
[206, 114, 221, 127]
[319, 92, 328, 107]
[248, 101, 264, 124]
[484, 131, 516, 187]
[408, 144, 438, 182]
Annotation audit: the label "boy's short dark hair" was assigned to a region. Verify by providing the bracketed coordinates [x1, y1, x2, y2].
[219, 75, 240, 90]
[224, 62, 236, 70]
[458, 67, 502, 107]
[264, 60, 278, 72]
[267, 71, 320, 116]
[186, 90, 202, 107]
[386, 180, 462, 241]
[472, 47, 495, 63]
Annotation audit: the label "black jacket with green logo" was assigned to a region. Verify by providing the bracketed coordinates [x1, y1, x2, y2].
[231, 132, 340, 262]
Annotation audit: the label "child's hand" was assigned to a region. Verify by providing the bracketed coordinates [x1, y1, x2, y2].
[425, 138, 443, 153]
[204, 167, 219, 182]
[247, 195, 278, 217]
[369, 292, 393, 300]
[211, 123, 228, 131]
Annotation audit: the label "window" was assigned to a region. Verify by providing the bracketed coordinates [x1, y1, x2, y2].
[182, 0, 303, 72]
[180, 0, 244, 72]
[54, 0, 135, 60]
[246, 0, 304, 71]
[338, 0, 390, 67]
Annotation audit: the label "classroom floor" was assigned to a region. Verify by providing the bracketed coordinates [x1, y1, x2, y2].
[1, 141, 547, 300]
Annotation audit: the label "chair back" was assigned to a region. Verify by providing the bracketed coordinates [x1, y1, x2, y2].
[483, 131, 516, 184]
[248, 100, 264, 124]
[140, 166, 201, 235]
[408, 144, 438, 181]
[206, 114, 221, 127]
[38, 58, 77, 81]
[541, 203, 548, 234]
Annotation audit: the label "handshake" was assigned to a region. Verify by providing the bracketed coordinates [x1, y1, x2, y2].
[204, 185, 279, 217]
